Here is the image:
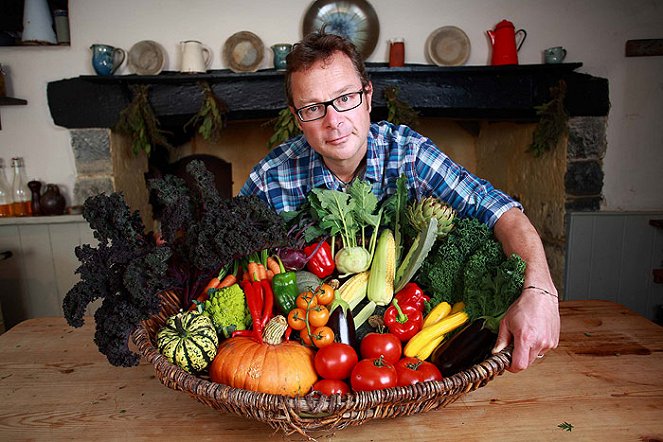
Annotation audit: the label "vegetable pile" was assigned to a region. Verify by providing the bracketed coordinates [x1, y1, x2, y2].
[65, 166, 526, 397]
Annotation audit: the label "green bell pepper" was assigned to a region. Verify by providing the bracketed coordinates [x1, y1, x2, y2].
[272, 255, 299, 315]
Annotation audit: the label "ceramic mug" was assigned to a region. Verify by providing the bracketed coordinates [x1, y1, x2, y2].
[544, 46, 567, 64]
[271, 44, 292, 70]
[90, 44, 126, 76]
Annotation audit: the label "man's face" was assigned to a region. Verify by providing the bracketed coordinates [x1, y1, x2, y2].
[289, 51, 372, 166]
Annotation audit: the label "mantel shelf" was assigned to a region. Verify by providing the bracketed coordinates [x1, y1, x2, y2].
[47, 62, 609, 141]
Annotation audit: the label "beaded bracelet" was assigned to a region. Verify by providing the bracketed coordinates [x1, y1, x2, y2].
[523, 285, 558, 298]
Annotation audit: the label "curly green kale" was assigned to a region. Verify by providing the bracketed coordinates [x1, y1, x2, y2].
[201, 284, 252, 338]
[62, 193, 172, 367]
[463, 252, 526, 332]
[416, 217, 493, 304]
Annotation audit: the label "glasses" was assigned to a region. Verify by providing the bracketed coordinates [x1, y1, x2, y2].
[295, 90, 364, 122]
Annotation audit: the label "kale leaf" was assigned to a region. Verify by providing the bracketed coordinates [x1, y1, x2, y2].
[63, 160, 290, 367]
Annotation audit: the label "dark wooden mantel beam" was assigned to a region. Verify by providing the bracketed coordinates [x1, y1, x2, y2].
[47, 63, 609, 131]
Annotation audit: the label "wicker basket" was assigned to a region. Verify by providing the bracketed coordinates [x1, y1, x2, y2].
[132, 290, 512, 438]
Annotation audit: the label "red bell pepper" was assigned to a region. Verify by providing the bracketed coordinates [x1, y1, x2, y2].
[304, 240, 335, 278]
[384, 298, 423, 342]
[394, 282, 430, 312]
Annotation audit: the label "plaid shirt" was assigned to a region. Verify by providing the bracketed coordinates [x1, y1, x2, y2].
[240, 121, 521, 228]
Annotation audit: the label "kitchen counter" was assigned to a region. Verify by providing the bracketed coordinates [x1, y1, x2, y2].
[0, 300, 662, 440]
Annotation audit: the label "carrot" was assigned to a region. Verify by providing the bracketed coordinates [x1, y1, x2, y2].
[256, 263, 268, 281]
[266, 256, 281, 276]
[266, 269, 275, 281]
[217, 272, 237, 289]
[246, 261, 259, 281]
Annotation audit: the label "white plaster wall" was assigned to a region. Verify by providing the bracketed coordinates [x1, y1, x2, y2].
[0, 0, 661, 210]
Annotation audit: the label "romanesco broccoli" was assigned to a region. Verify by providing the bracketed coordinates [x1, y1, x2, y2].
[202, 283, 252, 338]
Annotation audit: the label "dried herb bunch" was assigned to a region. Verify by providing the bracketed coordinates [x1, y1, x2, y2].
[528, 80, 569, 157]
[63, 160, 291, 367]
[266, 108, 302, 148]
[384, 86, 419, 127]
[114, 84, 172, 156]
[186, 81, 229, 142]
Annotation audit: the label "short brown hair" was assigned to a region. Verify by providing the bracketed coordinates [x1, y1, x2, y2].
[284, 30, 370, 107]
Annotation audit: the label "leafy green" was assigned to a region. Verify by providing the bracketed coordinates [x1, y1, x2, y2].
[381, 174, 409, 265]
[416, 216, 526, 330]
[394, 217, 438, 293]
[417, 217, 493, 304]
[309, 179, 383, 261]
[63, 160, 291, 367]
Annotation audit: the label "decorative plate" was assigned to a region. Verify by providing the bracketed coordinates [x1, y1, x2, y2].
[426, 26, 471, 66]
[303, 0, 380, 60]
[223, 31, 265, 73]
[127, 40, 166, 75]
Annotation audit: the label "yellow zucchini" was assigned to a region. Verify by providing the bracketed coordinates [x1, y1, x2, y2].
[422, 301, 451, 328]
[403, 311, 469, 358]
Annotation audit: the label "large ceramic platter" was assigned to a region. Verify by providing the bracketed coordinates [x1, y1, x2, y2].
[303, 0, 380, 60]
[223, 31, 265, 73]
[426, 26, 471, 66]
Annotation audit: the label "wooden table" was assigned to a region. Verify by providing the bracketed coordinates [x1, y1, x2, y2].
[1, 300, 662, 441]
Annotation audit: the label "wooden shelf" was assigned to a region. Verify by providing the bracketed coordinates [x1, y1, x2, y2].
[46, 63, 609, 143]
[0, 96, 27, 129]
[0, 96, 27, 106]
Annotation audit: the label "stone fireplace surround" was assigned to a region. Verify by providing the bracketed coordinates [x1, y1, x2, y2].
[48, 63, 609, 294]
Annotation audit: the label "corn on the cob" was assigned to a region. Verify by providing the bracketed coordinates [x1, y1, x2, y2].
[367, 229, 396, 306]
[336, 271, 369, 310]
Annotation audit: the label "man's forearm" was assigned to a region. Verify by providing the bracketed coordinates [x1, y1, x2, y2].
[493, 208, 557, 295]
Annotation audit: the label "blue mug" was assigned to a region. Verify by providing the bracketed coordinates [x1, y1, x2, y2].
[90, 44, 126, 76]
[271, 44, 292, 70]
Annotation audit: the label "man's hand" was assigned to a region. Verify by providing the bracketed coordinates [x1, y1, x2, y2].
[492, 208, 561, 372]
[493, 289, 560, 372]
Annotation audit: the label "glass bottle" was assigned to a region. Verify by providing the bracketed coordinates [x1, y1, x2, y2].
[11, 157, 32, 216]
[0, 159, 13, 217]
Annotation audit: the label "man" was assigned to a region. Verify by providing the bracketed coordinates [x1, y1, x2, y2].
[241, 31, 560, 372]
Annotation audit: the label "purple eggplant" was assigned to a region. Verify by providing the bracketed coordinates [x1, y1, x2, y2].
[328, 301, 359, 355]
[431, 319, 497, 376]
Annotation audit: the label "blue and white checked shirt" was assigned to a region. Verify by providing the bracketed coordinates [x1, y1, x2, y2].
[240, 121, 521, 228]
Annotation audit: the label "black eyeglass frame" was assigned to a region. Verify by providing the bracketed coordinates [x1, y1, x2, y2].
[294, 90, 365, 122]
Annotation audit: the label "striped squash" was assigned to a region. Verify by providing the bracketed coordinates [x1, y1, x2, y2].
[157, 311, 218, 373]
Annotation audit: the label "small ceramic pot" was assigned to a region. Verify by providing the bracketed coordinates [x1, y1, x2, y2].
[39, 184, 66, 216]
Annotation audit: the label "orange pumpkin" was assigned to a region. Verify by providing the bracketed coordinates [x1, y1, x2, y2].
[209, 315, 317, 397]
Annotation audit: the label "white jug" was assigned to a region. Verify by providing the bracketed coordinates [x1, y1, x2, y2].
[180, 40, 212, 73]
[22, 0, 57, 44]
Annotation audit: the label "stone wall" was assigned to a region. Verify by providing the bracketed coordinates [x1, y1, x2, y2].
[71, 128, 152, 228]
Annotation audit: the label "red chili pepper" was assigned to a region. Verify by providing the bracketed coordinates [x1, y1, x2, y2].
[231, 329, 254, 338]
[303, 240, 335, 279]
[383, 298, 424, 342]
[260, 279, 274, 328]
[284, 326, 293, 341]
[241, 279, 264, 342]
[394, 282, 430, 312]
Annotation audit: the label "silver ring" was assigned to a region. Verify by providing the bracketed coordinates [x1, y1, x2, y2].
[537, 354, 545, 359]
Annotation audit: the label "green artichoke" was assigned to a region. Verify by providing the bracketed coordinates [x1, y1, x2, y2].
[406, 196, 456, 238]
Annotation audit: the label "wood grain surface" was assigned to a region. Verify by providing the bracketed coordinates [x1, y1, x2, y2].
[1, 300, 662, 441]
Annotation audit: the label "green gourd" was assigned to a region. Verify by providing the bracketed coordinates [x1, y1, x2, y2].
[157, 311, 219, 373]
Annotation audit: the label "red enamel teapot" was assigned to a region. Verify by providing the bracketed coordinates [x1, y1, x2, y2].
[487, 20, 527, 65]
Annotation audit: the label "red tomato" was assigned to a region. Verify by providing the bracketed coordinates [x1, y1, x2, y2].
[394, 357, 443, 387]
[359, 332, 402, 364]
[314, 342, 359, 380]
[312, 379, 350, 396]
[350, 357, 398, 391]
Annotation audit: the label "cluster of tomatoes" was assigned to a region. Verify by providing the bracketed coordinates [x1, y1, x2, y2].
[286, 283, 336, 348]
[313, 332, 442, 394]
[285, 283, 443, 394]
